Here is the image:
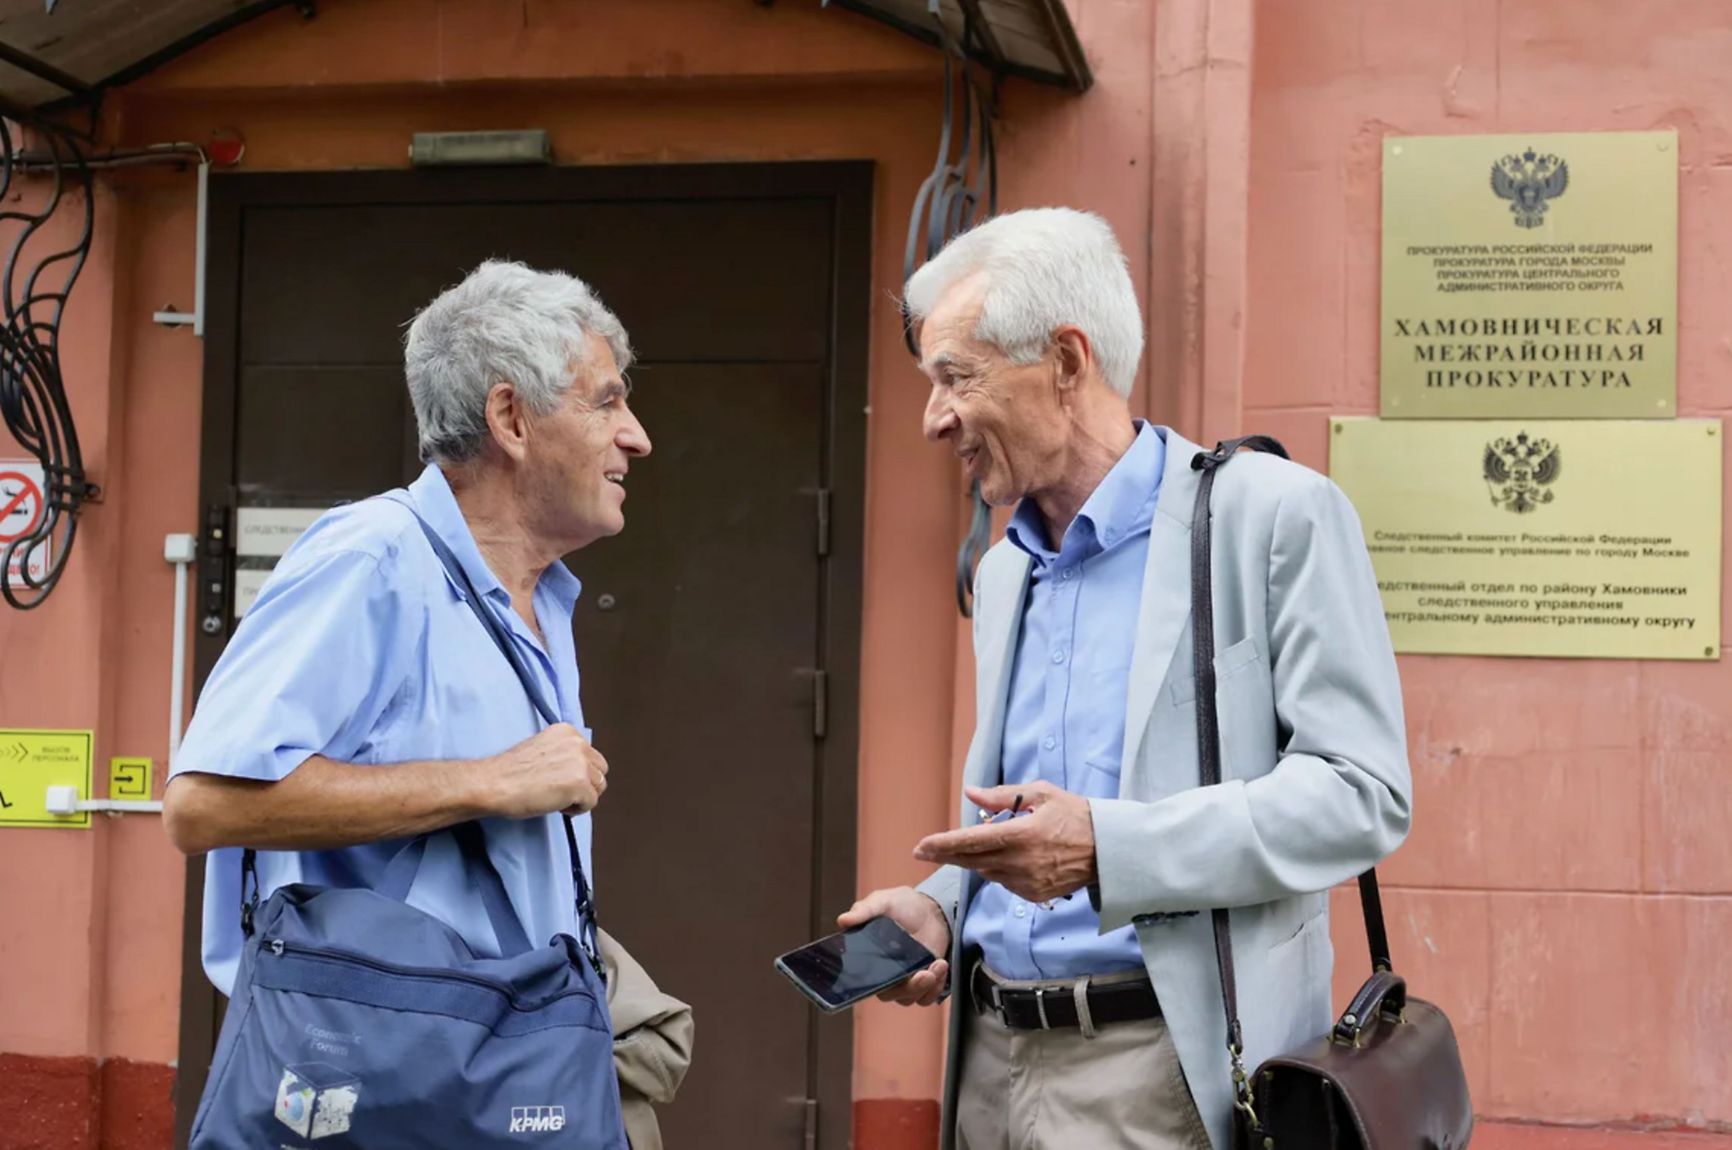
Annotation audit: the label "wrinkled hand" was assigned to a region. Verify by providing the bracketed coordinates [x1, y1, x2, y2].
[488, 723, 609, 819]
[837, 886, 952, 1007]
[913, 781, 1097, 905]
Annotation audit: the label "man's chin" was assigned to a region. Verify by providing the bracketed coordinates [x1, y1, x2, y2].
[565, 512, 625, 552]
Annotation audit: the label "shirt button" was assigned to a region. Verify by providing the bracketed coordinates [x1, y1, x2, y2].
[1043, 736, 1057, 751]
[1061, 567, 1075, 581]
[1051, 649, 1065, 665]
[1014, 905, 1028, 919]
[1103, 528, 1117, 542]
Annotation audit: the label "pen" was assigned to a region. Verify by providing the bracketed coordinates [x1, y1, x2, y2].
[975, 792, 1062, 910]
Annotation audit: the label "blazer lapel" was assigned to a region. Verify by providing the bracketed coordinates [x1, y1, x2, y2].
[1119, 428, 1205, 790]
[953, 545, 1031, 936]
[963, 545, 1032, 798]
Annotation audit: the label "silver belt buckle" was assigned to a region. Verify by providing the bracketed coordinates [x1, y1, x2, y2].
[1034, 986, 1051, 1030]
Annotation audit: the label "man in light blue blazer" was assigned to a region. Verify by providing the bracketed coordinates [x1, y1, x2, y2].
[841, 208, 1412, 1150]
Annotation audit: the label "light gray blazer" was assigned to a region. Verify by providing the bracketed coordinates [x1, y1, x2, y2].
[918, 427, 1412, 1150]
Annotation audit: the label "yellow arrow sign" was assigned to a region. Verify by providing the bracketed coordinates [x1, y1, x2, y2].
[0, 729, 92, 829]
[109, 757, 153, 800]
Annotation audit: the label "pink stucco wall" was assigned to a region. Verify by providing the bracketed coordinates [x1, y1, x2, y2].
[1245, 0, 1732, 1128]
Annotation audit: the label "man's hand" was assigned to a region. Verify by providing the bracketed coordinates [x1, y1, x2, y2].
[487, 723, 609, 819]
[913, 781, 1097, 905]
[837, 886, 952, 1007]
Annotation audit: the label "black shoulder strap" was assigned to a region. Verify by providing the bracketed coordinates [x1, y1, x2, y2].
[1189, 436, 1391, 1122]
[388, 494, 603, 978]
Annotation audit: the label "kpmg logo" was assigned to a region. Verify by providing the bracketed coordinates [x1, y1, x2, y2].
[1490, 148, 1570, 229]
[509, 1106, 567, 1134]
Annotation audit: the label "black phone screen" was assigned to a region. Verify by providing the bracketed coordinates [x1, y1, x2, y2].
[775, 917, 936, 1011]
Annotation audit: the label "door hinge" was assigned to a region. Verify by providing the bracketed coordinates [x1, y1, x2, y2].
[815, 488, 831, 557]
[803, 1097, 818, 1150]
[812, 669, 828, 740]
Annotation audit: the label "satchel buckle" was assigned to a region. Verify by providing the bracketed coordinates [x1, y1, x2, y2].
[1229, 1042, 1260, 1130]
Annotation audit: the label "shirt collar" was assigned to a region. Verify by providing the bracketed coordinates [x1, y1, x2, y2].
[1005, 421, 1165, 567]
[406, 465, 584, 613]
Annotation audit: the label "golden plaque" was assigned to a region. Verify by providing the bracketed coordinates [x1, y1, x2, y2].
[1330, 418, 1721, 660]
[1381, 131, 1677, 419]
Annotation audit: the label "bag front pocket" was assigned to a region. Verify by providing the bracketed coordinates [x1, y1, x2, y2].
[193, 938, 623, 1149]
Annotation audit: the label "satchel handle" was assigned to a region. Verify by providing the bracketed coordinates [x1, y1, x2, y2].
[1331, 971, 1407, 1047]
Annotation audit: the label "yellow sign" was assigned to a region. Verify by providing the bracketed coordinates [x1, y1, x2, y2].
[1331, 418, 1721, 659]
[0, 729, 93, 828]
[109, 756, 153, 800]
[1382, 131, 1677, 419]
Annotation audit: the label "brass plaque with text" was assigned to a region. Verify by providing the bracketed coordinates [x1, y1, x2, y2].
[1381, 131, 1677, 419]
[1331, 418, 1720, 660]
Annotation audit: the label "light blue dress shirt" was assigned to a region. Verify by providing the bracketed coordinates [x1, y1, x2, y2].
[173, 465, 594, 995]
[962, 421, 1166, 980]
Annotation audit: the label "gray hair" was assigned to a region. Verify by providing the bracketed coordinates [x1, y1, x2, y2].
[404, 259, 633, 464]
[903, 207, 1144, 399]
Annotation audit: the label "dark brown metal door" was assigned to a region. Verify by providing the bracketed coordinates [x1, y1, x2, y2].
[179, 164, 870, 1149]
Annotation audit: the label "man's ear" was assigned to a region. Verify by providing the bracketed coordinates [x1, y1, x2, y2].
[484, 381, 531, 461]
[1051, 326, 1093, 407]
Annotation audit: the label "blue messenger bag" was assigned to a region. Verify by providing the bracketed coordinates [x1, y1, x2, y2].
[189, 496, 624, 1148]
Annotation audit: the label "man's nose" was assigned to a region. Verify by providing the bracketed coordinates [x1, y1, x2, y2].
[619, 408, 652, 457]
[923, 386, 958, 442]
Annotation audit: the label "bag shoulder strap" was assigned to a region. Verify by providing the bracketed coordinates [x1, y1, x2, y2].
[1189, 436, 1393, 1119]
[394, 498, 560, 727]
[382, 492, 604, 976]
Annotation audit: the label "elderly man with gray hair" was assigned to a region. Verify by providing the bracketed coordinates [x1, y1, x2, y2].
[166, 259, 649, 1015]
[841, 209, 1411, 1149]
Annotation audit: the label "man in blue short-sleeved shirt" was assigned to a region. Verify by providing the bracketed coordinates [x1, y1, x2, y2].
[165, 259, 651, 996]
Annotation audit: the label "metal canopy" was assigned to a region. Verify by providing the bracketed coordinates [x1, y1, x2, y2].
[0, 0, 1091, 111]
[0, 0, 303, 110]
[826, 0, 1091, 92]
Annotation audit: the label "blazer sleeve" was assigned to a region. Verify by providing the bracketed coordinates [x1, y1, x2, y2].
[916, 864, 965, 933]
[1089, 472, 1413, 932]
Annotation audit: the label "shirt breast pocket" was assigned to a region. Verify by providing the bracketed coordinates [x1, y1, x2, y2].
[1078, 759, 1123, 796]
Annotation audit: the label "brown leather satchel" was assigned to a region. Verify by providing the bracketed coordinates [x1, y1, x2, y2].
[1190, 437, 1474, 1150]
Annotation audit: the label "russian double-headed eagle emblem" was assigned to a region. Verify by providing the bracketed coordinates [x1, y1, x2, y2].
[1490, 148, 1569, 228]
[1484, 432, 1561, 514]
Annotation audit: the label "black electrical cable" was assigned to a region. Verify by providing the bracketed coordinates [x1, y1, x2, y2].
[0, 120, 96, 610]
[900, 1, 999, 618]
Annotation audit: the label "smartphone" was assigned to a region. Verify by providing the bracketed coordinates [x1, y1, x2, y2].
[773, 916, 937, 1013]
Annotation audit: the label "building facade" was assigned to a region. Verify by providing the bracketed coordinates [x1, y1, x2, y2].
[0, 2, 1728, 1148]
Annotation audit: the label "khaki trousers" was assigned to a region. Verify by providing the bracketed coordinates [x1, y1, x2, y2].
[955, 975, 1212, 1150]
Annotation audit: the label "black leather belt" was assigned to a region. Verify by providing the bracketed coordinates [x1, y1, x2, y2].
[970, 963, 1160, 1031]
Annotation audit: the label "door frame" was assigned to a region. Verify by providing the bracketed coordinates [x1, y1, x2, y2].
[174, 161, 873, 1149]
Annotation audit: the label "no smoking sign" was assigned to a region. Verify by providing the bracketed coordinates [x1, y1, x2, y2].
[0, 461, 50, 583]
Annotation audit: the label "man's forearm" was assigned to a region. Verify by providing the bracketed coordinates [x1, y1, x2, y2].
[164, 755, 497, 855]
